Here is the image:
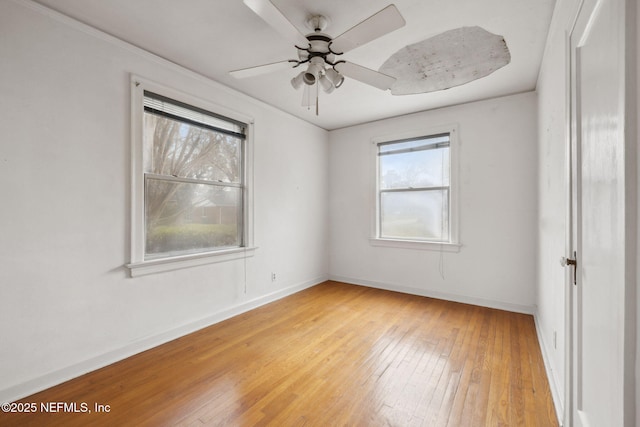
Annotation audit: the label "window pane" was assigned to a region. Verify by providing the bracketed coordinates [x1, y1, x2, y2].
[380, 190, 449, 241]
[143, 113, 242, 183]
[380, 146, 449, 189]
[145, 178, 241, 259]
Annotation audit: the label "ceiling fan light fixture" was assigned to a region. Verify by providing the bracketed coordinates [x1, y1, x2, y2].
[291, 71, 305, 89]
[303, 72, 316, 85]
[325, 68, 345, 88]
[319, 73, 335, 93]
[304, 60, 324, 85]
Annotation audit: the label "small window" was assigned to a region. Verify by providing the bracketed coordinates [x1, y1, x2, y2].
[128, 77, 255, 276]
[374, 129, 458, 247]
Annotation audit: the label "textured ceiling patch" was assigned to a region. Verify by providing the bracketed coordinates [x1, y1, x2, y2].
[379, 26, 511, 95]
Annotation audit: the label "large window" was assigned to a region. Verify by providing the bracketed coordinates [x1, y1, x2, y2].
[374, 128, 458, 249]
[128, 78, 254, 276]
[143, 92, 245, 259]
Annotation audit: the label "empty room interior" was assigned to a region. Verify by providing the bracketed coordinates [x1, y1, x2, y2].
[0, 0, 638, 425]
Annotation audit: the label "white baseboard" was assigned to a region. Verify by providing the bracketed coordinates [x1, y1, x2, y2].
[533, 312, 565, 426]
[0, 276, 326, 404]
[329, 275, 535, 314]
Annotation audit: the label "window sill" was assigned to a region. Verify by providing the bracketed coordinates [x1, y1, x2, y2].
[126, 247, 257, 277]
[369, 238, 461, 252]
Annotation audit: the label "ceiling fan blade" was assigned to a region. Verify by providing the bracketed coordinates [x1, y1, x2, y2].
[230, 60, 294, 79]
[335, 62, 396, 90]
[331, 5, 406, 54]
[243, 0, 309, 47]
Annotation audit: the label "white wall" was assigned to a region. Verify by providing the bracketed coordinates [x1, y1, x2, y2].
[328, 92, 538, 313]
[0, 0, 329, 402]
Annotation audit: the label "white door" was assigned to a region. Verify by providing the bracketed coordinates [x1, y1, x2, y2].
[569, 0, 628, 425]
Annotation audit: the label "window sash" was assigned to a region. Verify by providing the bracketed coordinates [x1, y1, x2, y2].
[144, 173, 243, 188]
[379, 186, 449, 193]
[378, 188, 450, 242]
[144, 175, 244, 260]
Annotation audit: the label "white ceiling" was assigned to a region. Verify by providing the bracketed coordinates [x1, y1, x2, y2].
[33, 0, 556, 130]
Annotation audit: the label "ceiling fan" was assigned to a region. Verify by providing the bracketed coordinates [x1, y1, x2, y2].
[231, 0, 406, 114]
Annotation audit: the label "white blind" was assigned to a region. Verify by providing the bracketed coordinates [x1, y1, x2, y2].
[143, 91, 245, 138]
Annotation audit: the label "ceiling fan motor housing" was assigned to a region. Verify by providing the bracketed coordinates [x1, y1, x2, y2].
[296, 28, 340, 87]
[298, 33, 336, 63]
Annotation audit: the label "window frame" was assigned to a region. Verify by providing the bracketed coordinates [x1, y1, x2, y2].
[127, 75, 255, 277]
[370, 125, 460, 252]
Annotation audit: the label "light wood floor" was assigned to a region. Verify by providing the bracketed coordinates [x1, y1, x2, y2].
[2, 281, 558, 426]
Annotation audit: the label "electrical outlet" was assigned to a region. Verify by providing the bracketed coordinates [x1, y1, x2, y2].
[271, 272, 276, 282]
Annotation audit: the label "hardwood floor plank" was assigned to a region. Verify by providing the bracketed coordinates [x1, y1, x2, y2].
[1, 282, 558, 427]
